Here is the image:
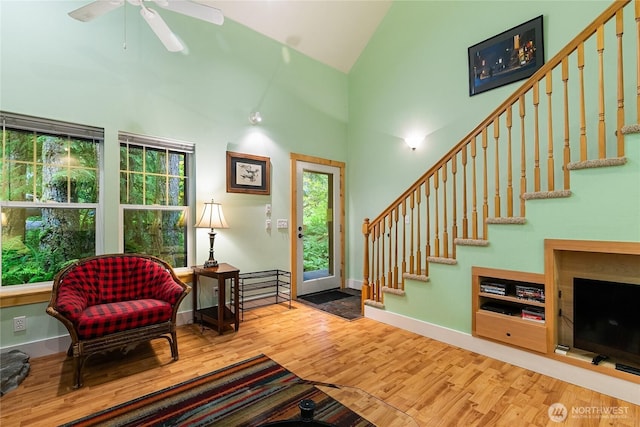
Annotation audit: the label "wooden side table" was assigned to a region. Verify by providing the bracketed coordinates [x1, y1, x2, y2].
[192, 263, 240, 334]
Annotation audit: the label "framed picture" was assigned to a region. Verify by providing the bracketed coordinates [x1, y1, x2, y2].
[226, 151, 271, 195]
[468, 15, 544, 96]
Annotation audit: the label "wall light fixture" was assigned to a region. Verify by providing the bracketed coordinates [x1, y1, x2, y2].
[404, 134, 423, 150]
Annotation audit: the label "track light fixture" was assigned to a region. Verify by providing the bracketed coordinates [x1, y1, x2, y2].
[249, 111, 263, 125]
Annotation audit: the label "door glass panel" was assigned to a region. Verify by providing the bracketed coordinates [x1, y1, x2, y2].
[302, 170, 334, 281]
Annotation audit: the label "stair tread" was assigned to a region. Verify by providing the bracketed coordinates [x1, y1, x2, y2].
[486, 217, 526, 224]
[567, 157, 627, 170]
[454, 238, 490, 246]
[382, 286, 406, 296]
[522, 190, 572, 200]
[426, 256, 458, 265]
[402, 272, 430, 281]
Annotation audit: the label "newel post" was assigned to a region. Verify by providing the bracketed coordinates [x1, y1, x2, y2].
[361, 218, 371, 313]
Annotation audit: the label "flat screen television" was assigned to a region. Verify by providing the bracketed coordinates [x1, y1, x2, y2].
[573, 277, 640, 365]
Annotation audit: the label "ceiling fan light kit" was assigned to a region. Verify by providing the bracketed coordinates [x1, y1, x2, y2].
[68, 0, 224, 52]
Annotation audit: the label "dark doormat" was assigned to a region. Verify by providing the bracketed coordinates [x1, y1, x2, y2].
[298, 289, 362, 320]
[299, 289, 353, 305]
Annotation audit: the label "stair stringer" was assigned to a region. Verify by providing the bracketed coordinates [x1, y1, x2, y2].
[369, 133, 640, 335]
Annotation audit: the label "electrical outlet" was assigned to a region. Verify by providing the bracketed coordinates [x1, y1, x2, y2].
[265, 219, 272, 230]
[13, 316, 26, 332]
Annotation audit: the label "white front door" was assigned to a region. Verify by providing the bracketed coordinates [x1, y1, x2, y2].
[295, 161, 342, 296]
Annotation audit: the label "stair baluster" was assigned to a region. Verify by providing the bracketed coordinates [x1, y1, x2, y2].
[361, 0, 637, 313]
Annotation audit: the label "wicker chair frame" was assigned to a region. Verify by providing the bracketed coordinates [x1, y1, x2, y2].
[46, 253, 191, 388]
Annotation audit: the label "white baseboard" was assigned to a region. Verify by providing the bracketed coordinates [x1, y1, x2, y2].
[2, 334, 72, 359]
[346, 278, 363, 290]
[1, 311, 195, 359]
[364, 306, 640, 405]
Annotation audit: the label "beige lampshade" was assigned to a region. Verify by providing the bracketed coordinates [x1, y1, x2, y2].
[194, 200, 229, 230]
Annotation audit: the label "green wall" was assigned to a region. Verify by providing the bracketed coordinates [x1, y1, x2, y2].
[2, 0, 637, 351]
[347, 0, 639, 331]
[0, 0, 347, 348]
[347, 0, 613, 281]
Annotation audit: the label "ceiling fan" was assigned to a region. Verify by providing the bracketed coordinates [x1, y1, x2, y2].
[68, 0, 224, 52]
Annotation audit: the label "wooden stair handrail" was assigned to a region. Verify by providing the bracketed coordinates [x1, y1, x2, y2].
[362, 0, 637, 307]
[367, 0, 630, 228]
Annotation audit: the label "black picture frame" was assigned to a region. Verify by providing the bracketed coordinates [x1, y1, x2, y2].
[468, 15, 544, 96]
[226, 151, 271, 195]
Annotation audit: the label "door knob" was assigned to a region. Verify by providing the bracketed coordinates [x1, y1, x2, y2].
[298, 233, 304, 238]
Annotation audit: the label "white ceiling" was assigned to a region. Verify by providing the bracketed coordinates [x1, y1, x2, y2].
[207, 0, 393, 73]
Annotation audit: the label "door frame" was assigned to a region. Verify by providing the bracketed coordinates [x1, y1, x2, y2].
[290, 153, 345, 299]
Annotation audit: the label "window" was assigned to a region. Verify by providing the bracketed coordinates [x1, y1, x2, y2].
[1, 112, 102, 286]
[119, 132, 193, 268]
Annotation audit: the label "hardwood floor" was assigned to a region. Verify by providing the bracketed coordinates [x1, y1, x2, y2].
[1, 302, 637, 426]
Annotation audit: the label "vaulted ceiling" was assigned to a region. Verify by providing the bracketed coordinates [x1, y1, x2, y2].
[209, 0, 392, 73]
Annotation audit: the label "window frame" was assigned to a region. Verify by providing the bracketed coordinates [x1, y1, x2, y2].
[0, 112, 104, 291]
[118, 132, 194, 271]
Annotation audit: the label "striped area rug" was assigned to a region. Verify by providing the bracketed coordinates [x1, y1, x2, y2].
[61, 354, 373, 427]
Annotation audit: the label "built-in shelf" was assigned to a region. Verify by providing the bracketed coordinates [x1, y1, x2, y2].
[477, 292, 545, 308]
[472, 267, 547, 354]
[470, 241, 640, 385]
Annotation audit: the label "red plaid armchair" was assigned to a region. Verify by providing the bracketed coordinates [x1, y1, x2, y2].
[46, 254, 191, 388]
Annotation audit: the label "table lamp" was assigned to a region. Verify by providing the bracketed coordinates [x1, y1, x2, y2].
[194, 199, 229, 268]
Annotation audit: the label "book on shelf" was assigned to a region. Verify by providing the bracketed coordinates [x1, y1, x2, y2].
[521, 306, 545, 322]
[480, 282, 507, 296]
[515, 285, 545, 303]
[522, 314, 545, 323]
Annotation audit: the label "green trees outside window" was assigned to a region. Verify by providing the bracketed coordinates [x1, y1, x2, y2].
[303, 171, 331, 273]
[1, 127, 100, 286]
[0, 118, 193, 286]
[120, 141, 189, 268]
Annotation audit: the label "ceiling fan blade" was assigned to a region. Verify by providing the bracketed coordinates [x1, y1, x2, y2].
[152, 0, 224, 25]
[69, 0, 125, 22]
[139, 6, 184, 52]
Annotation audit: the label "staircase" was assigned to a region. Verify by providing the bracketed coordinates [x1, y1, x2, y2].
[361, 0, 640, 316]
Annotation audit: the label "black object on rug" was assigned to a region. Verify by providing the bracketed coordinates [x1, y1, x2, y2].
[61, 354, 373, 427]
[298, 289, 362, 320]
